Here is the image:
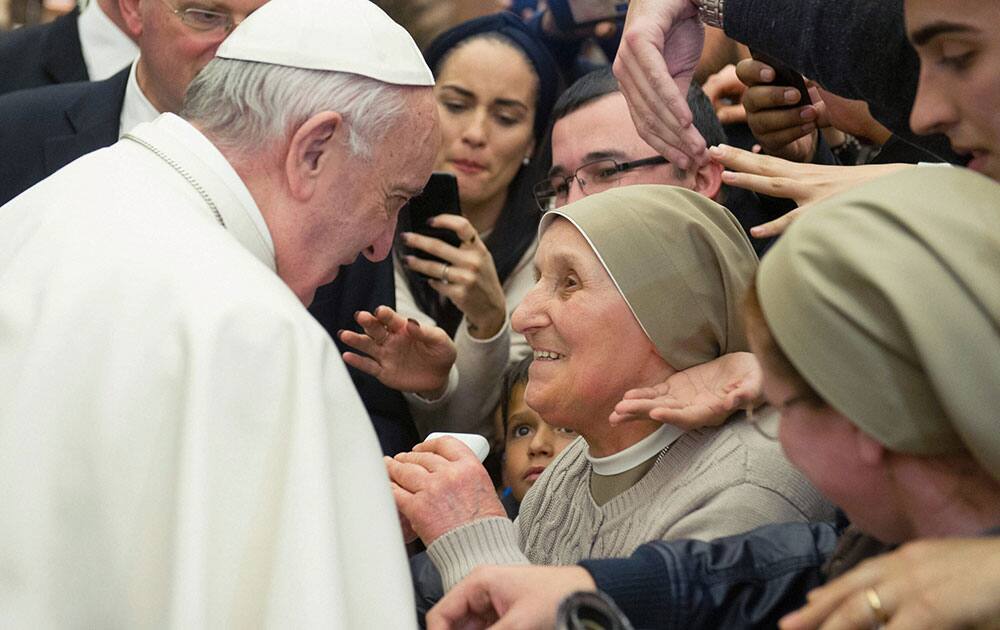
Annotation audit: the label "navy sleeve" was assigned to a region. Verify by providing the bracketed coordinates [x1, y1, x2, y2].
[579, 521, 839, 629]
[721, 0, 960, 162]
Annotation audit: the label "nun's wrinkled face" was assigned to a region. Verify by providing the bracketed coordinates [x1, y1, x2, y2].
[906, 0, 1000, 181]
[512, 219, 667, 438]
[750, 323, 907, 543]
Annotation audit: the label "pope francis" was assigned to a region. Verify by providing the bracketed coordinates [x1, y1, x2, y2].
[0, 0, 440, 627]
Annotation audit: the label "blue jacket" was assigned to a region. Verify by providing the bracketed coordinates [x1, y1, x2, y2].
[579, 521, 840, 629]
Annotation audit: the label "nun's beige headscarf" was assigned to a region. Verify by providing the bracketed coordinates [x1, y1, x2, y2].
[758, 166, 1000, 481]
[539, 185, 758, 370]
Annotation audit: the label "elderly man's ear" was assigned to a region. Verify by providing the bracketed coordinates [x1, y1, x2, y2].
[694, 157, 725, 201]
[118, 0, 143, 38]
[284, 111, 345, 201]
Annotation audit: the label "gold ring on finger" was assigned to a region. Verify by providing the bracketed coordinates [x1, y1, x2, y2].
[865, 587, 890, 627]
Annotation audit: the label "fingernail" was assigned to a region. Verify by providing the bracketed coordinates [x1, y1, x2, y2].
[800, 107, 816, 121]
[801, 122, 816, 133]
[784, 89, 799, 104]
[708, 145, 724, 156]
[721, 170, 736, 182]
[750, 226, 763, 236]
[760, 67, 775, 82]
[354, 311, 361, 318]
[407, 318, 421, 327]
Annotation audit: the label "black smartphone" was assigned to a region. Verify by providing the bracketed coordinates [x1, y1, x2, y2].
[549, 0, 629, 32]
[749, 49, 811, 108]
[399, 172, 463, 265]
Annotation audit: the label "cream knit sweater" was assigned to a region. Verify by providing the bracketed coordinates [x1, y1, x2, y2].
[427, 409, 834, 590]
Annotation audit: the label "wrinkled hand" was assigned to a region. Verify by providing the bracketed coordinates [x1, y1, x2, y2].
[340, 305, 456, 398]
[402, 214, 507, 339]
[702, 64, 747, 125]
[427, 565, 598, 630]
[780, 537, 1000, 630]
[610, 351, 762, 428]
[710, 144, 912, 237]
[386, 436, 507, 546]
[737, 58, 829, 163]
[613, 0, 707, 169]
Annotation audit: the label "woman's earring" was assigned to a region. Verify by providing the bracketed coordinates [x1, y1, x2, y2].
[522, 156, 531, 166]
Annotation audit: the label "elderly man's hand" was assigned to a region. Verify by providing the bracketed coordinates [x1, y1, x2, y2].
[612, 0, 707, 169]
[736, 57, 828, 163]
[340, 305, 456, 399]
[386, 436, 507, 546]
[779, 537, 1000, 630]
[610, 351, 762, 429]
[427, 565, 598, 630]
[709, 144, 912, 237]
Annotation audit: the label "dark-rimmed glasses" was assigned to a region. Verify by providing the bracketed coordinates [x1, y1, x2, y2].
[160, 0, 242, 33]
[533, 155, 669, 211]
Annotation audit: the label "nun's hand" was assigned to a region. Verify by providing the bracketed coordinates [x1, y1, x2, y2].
[610, 351, 762, 429]
[387, 436, 506, 546]
[340, 305, 456, 399]
[779, 537, 1000, 630]
[402, 214, 507, 340]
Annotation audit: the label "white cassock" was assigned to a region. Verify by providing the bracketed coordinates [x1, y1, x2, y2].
[0, 113, 416, 628]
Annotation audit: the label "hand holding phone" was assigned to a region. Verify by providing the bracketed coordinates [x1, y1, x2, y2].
[399, 172, 462, 265]
[748, 50, 810, 108]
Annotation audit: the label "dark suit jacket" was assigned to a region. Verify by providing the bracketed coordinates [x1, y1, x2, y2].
[0, 8, 88, 96]
[0, 70, 419, 454]
[0, 67, 126, 206]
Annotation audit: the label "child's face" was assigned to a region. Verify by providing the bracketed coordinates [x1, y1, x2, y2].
[502, 382, 578, 503]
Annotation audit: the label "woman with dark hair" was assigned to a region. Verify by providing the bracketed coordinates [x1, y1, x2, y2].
[341, 13, 561, 440]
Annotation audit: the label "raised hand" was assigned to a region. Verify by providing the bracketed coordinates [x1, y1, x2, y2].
[340, 305, 456, 398]
[709, 144, 911, 237]
[402, 213, 507, 339]
[702, 63, 748, 125]
[610, 351, 763, 429]
[613, 0, 708, 169]
[736, 57, 828, 163]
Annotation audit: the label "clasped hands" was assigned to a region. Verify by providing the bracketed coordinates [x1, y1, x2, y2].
[385, 436, 507, 546]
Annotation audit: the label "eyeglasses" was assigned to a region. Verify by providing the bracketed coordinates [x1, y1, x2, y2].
[533, 155, 669, 211]
[160, 0, 242, 33]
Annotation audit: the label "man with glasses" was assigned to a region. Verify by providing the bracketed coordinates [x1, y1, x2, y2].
[0, 0, 261, 206]
[538, 66, 772, 255]
[0, 0, 423, 458]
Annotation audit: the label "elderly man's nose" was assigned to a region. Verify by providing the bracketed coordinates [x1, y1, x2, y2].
[365, 225, 396, 262]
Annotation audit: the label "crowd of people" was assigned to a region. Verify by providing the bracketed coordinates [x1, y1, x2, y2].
[0, 0, 997, 628]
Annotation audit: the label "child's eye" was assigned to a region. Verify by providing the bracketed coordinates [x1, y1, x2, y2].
[556, 427, 576, 436]
[512, 424, 533, 438]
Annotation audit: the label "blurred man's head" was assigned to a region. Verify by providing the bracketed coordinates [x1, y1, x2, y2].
[906, 0, 1000, 181]
[537, 67, 725, 210]
[119, 0, 267, 113]
[180, 0, 441, 304]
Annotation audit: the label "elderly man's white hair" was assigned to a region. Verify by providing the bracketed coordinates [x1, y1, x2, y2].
[181, 58, 415, 160]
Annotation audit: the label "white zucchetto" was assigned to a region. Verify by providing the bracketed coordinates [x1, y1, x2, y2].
[216, 0, 434, 86]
